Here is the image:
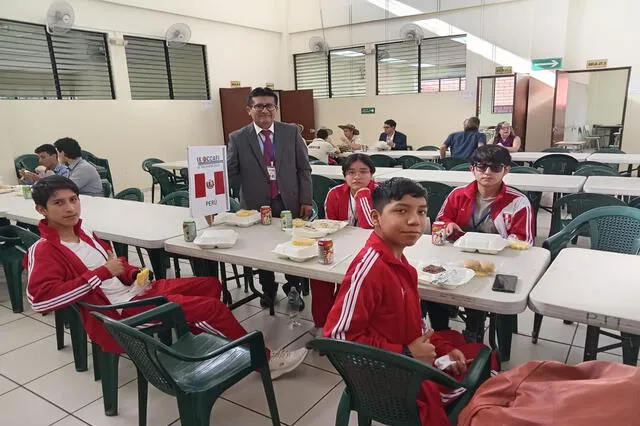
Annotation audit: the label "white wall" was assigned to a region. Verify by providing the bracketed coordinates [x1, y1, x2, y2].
[586, 70, 628, 126]
[0, 0, 285, 188]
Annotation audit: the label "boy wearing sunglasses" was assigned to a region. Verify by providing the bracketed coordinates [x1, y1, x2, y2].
[437, 144, 534, 244]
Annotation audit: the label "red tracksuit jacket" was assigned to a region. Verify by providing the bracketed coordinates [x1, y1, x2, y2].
[436, 181, 535, 244]
[25, 219, 141, 353]
[324, 181, 377, 227]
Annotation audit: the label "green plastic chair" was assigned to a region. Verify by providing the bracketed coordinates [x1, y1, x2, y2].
[307, 338, 491, 426]
[93, 303, 280, 426]
[312, 174, 339, 219]
[629, 197, 640, 208]
[409, 161, 445, 170]
[82, 150, 114, 196]
[147, 164, 188, 201]
[0, 225, 40, 313]
[158, 191, 190, 207]
[309, 159, 328, 165]
[308, 155, 319, 162]
[507, 167, 542, 237]
[577, 160, 615, 169]
[532, 154, 579, 175]
[417, 145, 440, 151]
[594, 147, 633, 175]
[450, 163, 472, 172]
[142, 158, 164, 203]
[510, 166, 541, 175]
[574, 165, 619, 177]
[14, 154, 40, 179]
[542, 147, 570, 153]
[101, 179, 113, 198]
[395, 155, 424, 169]
[417, 181, 454, 224]
[114, 188, 146, 267]
[369, 154, 396, 168]
[547, 193, 626, 238]
[540, 206, 640, 365]
[441, 157, 469, 170]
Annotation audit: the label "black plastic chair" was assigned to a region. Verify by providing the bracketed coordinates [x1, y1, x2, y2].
[82, 150, 114, 196]
[311, 175, 339, 219]
[450, 163, 472, 172]
[417, 146, 440, 151]
[14, 154, 40, 179]
[532, 154, 579, 175]
[441, 157, 470, 170]
[574, 165, 620, 177]
[417, 181, 454, 224]
[395, 155, 424, 169]
[141, 158, 164, 203]
[114, 188, 146, 267]
[409, 161, 445, 170]
[148, 168, 189, 202]
[101, 179, 113, 198]
[369, 154, 396, 168]
[595, 147, 633, 175]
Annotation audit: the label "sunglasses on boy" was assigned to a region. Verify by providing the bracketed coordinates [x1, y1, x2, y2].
[472, 163, 506, 173]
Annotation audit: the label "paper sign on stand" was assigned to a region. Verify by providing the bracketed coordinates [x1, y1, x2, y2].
[187, 146, 230, 218]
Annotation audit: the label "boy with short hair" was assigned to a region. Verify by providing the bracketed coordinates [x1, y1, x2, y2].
[323, 177, 497, 426]
[25, 176, 307, 379]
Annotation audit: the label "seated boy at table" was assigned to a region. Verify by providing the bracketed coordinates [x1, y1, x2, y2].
[25, 176, 307, 379]
[323, 178, 498, 426]
[428, 144, 535, 333]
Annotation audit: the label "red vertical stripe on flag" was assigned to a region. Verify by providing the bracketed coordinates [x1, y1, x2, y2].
[194, 173, 206, 198]
[214, 171, 225, 195]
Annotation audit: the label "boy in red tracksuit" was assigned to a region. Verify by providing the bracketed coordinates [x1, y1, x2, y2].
[309, 154, 378, 332]
[25, 176, 307, 379]
[324, 177, 498, 426]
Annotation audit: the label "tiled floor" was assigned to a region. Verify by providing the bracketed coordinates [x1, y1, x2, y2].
[0, 191, 629, 425]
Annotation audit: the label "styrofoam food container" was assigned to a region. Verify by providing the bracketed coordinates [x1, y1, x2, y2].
[214, 211, 261, 227]
[193, 230, 239, 249]
[272, 241, 317, 262]
[416, 261, 476, 289]
[453, 232, 507, 255]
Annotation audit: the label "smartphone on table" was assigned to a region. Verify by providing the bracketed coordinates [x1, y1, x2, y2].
[492, 274, 517, 293]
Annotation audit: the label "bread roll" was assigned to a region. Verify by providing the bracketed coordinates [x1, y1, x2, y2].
[464, 259, 481, 270]
[292, 219, 306, 228]
[479, 261, 495, 274]
[236, 209, 254, 217]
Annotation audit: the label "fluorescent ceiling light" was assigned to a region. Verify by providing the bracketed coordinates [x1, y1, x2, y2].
[379, 58, 406, 63]
[332, 50, 365, 57]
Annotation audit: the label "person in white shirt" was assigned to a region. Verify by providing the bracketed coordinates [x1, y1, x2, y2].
[307, 128, 336, 163]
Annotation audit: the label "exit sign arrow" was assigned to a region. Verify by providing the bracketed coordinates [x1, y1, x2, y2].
[531, 57, 562, 70]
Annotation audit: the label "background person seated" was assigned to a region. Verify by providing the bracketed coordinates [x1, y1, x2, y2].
[307, 128, 336, 164]
[337, 123, 362, 151]
[53, 137, 104, 197]
[379, 119, 407, 150]
[488, 121, 522, 152]
[440, 117, 486, 160]
[19, 143, 69, 184]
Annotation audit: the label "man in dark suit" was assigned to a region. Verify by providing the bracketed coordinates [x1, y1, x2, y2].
[378, 119, 408, 150]
[228, 87, 313, 306]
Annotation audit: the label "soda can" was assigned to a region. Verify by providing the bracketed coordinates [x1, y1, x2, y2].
[280, 210, 293, 230]
[22, 185, 32, 199]
[260, 205, 272, 225]
[431, 221, 446, 246]
[183, 220, 197, 242]
[318, 238, 334, 265]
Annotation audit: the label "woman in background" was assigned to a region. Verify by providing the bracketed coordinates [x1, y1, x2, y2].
[491, 121, 521, 152]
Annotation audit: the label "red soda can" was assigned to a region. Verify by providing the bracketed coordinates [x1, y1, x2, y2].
[432, 221, 446, 246]
[260, 206, 272, 225]
[318, 238, 334, 265]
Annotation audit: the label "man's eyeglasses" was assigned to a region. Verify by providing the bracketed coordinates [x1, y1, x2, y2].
[473, 163, 506, 173]
[252, 103, 277, 111]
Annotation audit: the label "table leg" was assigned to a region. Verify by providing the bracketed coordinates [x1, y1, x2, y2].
[463, 309, 487, 344]
[112, 242, 129, 260]
[621, 332, 640, 366]
[583, 325, 600, 361]
[146, 248, 168, 280]
[495, 314, 516, 362]
[227, 266, 274, 315]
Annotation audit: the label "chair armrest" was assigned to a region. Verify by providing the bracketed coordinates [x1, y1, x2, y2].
[78, 296, 168, 311]
[543, 227, 577, 259]
[459, 347, 491, 390]
[119, 302, 189, 336]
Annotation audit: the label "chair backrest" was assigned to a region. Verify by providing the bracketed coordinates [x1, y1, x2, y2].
[159, 191, 190, 207]
[549, 193, 627, 237]
[309, 160, 328, 165]
[417, 145, 440, 151]
[418, 181, 454, 224]
[409, 161, 445, 170]
[450, 162, 472, 171]
[578, 161, 614, 169]
[629, 197, 640, 209]
[0, 225, 41, 250]
[101, 179, 113, 198]
[148, 167, 180, 198]
[441, 157, 469, 170]
[115, 188, 144, 202]
[14, 154, 40, 178]
[595, 147, 625, 154]
[311, 174, 339, 219]
[229, 197, 241, 213]
[310, 200, 319, 221]
[574, 165, 619, 177]
[542, 147, 570, 153]
[395, 155, 423, 169]
[307, 338, 461, 426]
[142, 158, 164, 173]
[545, 206, 640, 258]
[308, 155, 319, 162]
[532, 154, 579, 175]
[82, 150, 111, 171]
[369, 154, 396, 168]
[509, 166, 541, 174]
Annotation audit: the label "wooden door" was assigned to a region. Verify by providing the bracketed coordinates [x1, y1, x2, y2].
[220, 87, 252, 145]
[513, 74, 530, 149]
[551, 71, 569, 144]
[279, 89, 315, 140]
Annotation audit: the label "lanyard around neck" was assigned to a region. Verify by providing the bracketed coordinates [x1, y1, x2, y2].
[471, 203, 493, 231]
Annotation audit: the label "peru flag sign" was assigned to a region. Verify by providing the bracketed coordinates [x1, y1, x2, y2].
[187, 146, 230, 217]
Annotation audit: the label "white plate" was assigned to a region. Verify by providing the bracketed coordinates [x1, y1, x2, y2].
[416, 262, 476, 289]
[272, 241, 318, 262]
[193, 229, 239, 249]
[453, 232, 507, 255]
[309, 219, 348, 234]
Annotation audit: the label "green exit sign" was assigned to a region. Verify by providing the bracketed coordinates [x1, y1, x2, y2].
[361, 107, 375, 114]
[531, 57, 562, 70]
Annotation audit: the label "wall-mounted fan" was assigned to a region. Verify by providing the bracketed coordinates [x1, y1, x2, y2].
[309, 36, 329, 54]
[399, 23, 424, 46]
[46, 1, 75, 35]
[166, 23, 191, 48]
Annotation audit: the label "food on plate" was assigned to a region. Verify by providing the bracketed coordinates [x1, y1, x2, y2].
[292, 237, 316, 246]
[292, 218, 306, 228]
[235, 209, 256, 217]
[422, 264, 446, 274]
[464, 259, 495, 276]
[312, 219, 343, 230]
[507, 239, 531, 250]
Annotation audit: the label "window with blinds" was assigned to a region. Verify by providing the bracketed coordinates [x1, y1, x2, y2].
[294, 52, 329, 99]
[493, 76, 514, 113]
[376, 34, 466, 95]
[50, 29, 114, 99]
[124, 36, 209, 100]
[329, 47, 366, 98]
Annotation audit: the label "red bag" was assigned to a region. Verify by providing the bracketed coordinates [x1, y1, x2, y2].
[459, 360, 640, 426]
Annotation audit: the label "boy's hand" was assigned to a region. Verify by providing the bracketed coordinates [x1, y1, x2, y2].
[446, 349, 468, 375]
[205, 214, 216, 226]
[104, 251, 124, 277]
[408, 330, 437, 365]
[445, 223, 463, 237]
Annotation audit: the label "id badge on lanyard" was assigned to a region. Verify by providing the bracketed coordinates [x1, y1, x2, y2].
[267, 162, 277, 181]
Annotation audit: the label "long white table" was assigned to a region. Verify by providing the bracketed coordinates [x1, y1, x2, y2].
[511, 152, 591, 162]
[529, 248, 640, 364]
[311, 164, 397, 180]
[587, 153, 640, 165]
[583, 176, 640, 197]
[374, 169, 586, 193]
